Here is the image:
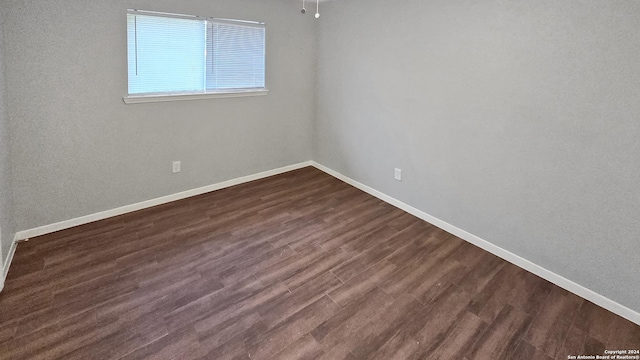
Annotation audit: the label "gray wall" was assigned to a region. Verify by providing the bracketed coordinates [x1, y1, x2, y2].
[0, 8, 15, 267]
[1, 0, 316, 231]
[315, 0, 640, 312]
[3, 0, 639, 315]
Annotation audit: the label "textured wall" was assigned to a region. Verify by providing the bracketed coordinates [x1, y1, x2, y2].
[0, 7, 15, 267]
[2, 0, 316, 231]
[315, 0, 640, 312]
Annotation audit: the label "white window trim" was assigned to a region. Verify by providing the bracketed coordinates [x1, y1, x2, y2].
[123, 89, 268, 104]
[125, 9, 267, 104]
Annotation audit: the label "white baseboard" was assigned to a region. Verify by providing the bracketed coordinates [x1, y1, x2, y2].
[310, 161, 640, 326]
[5, 159, 639, 325]
[14, 161, 312, 242]
[0, 237, 17, 292]
[1, 161, 310, 290]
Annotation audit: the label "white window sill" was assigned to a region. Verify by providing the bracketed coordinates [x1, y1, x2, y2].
[123, 89, 268, 104]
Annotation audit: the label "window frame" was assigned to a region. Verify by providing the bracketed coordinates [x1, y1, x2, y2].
[123, 9, 268, 104]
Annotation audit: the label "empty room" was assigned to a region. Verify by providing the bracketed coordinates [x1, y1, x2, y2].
[0, 0, 639, 359]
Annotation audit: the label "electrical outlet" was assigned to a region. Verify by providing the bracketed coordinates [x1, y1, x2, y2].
[173, 161, 181, 173]
[394, 168, 402, 181]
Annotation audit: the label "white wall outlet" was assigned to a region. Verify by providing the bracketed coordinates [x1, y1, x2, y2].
[394, 168, 402, 181]
[172, 161, 181, 173]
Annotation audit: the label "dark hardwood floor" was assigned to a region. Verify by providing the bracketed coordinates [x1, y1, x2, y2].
[0, 166, 638, 359]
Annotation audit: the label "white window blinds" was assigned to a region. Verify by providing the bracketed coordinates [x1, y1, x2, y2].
[207, 21, 266, 90]
[127, 10, 266, 96]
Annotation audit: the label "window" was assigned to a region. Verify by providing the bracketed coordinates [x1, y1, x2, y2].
[125, 10, 266, 103]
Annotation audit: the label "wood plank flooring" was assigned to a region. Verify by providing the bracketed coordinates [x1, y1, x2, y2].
[0, 166, 638, 359]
